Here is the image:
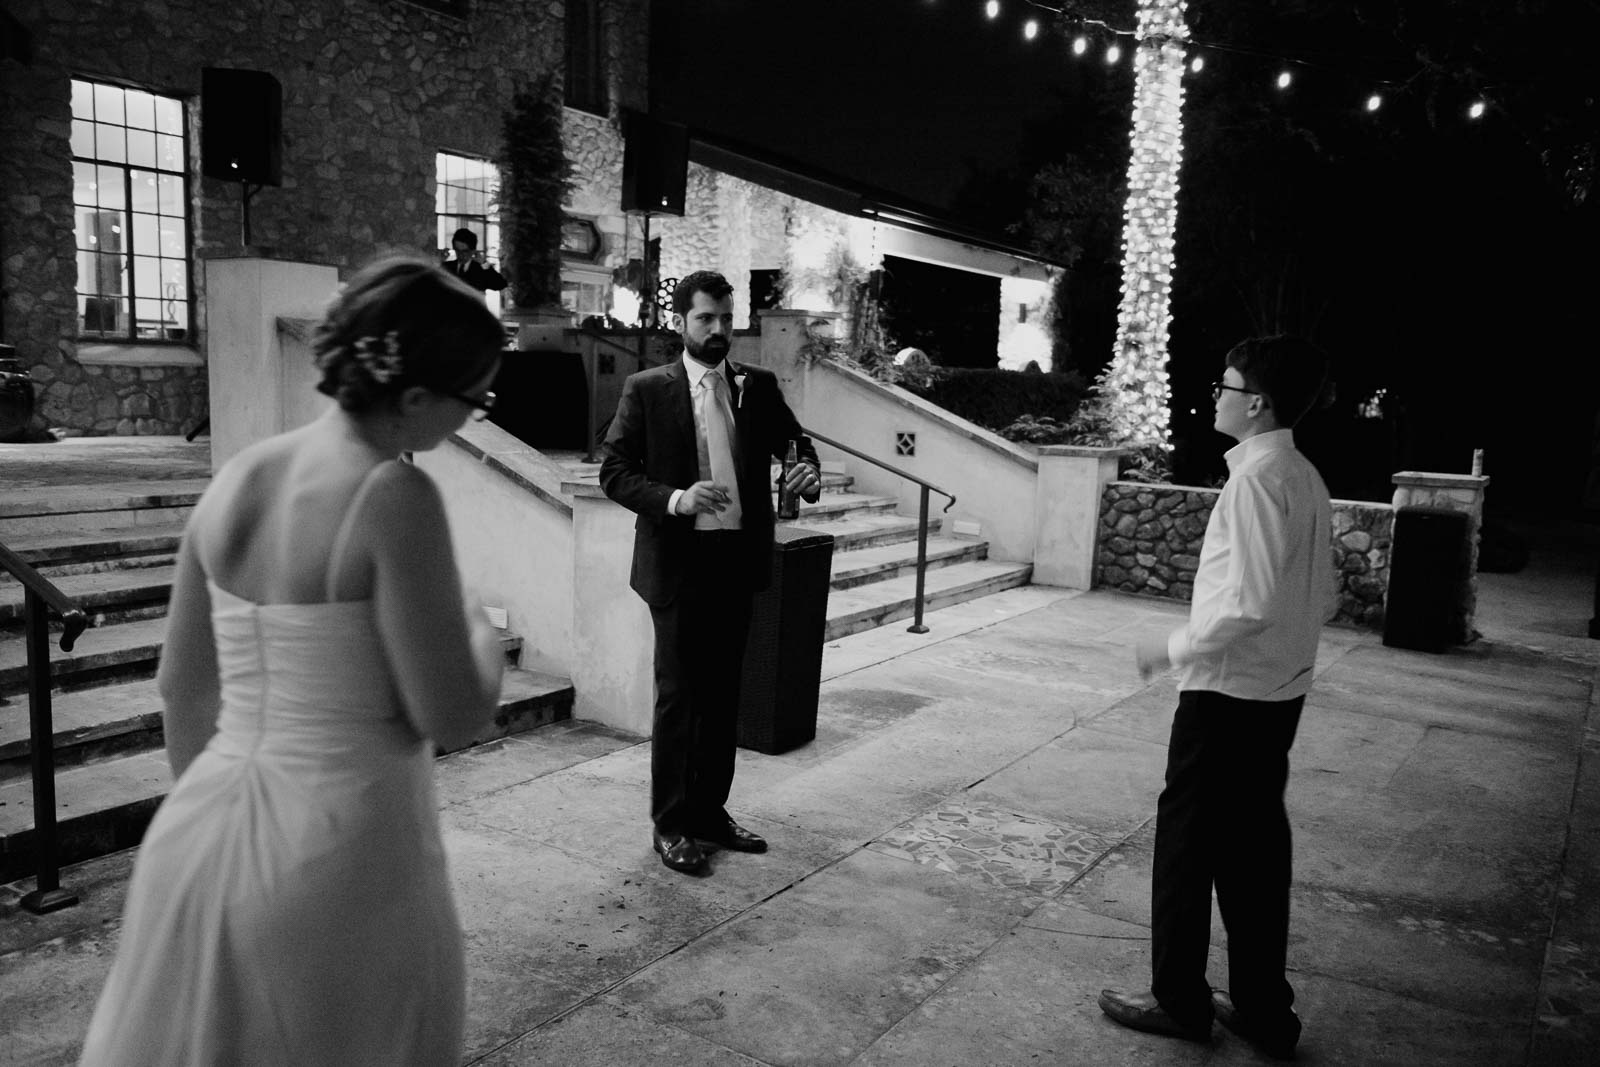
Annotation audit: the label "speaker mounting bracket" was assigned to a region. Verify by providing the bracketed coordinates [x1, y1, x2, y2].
[238, 181, 266, 248]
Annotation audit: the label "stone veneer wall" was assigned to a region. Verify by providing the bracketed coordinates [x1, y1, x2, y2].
[1094, 481, 1393, 628]
[1, 0, 648, 435]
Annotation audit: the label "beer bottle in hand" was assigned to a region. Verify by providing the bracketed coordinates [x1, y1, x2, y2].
[777, 440, 800, 520]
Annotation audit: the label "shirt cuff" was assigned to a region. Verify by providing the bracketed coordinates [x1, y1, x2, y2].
[667, 488, 684, 517]
[1166, 627, 1190, 669]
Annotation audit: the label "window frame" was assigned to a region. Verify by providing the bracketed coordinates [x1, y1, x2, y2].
[436, 150, 504, 316]
[70, 77, 195, 346]
[564, 0, 608, 116]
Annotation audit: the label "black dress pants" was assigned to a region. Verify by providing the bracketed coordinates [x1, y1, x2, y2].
[647, 531, 754, 835]
[1151, 689, 1304, 1030]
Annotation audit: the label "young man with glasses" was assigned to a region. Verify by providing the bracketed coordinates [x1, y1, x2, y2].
[1099, 335, 1336, 1061]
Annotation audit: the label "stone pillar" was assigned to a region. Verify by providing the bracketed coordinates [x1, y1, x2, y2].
[204, 257, 339, 471]
[1391, 471, 1491, 640]
[1033, 445, 1132, 589]
[567, 482, 655, 736]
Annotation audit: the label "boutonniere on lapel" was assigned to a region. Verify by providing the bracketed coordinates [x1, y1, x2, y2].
[733, 370, 748, 410]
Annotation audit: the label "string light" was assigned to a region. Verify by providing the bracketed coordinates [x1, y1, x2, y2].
[1468, 100, 1486, 119]
[1365, 93, 1382, 111]
[1106, 43, 1122, 64]
[1024, 18, 1038, 40]
[1276, 70, 1293, 90]
[1072, 36, 1088, 55]
[1189, 55, 1204, 73]
[985, 0, 999, 18]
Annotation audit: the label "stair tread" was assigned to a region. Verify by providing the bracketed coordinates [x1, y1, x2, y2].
[828, 537, 985, 580]
[0, 564, 176, 616]
[828, 557, 1031, 607]
[0, 479, 211, 519]
[0, 521, 189, 562]
[0, 615, 168, 677]
[787, 510, 939, 541]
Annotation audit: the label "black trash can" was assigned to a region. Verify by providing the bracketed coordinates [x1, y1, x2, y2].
[738, 525, 835, 754]
[1384, 506, 1470, 653]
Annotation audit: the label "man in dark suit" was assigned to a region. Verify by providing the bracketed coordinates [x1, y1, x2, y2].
[600, 270, 821, 875]
[441, 227, 507, 295]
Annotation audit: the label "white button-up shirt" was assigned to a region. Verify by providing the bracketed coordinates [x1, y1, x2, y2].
[666, 353, 743, 529]
[1168, 428, 1336, 701]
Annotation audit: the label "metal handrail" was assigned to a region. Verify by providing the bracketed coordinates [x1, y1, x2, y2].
[803, 427, 956, 634]
[0, 540, 86, 914]
[575, 326, 673, 464]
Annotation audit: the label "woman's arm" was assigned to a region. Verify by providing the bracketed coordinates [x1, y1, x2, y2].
[156, 526, 221, 778]
[365, 463, 502, 750]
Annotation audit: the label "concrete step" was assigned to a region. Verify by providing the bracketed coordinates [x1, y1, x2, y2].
[0, 522, 186, 580]
[766, 463, 854, 496]
[788, 510, 945, 553]
[828, 536, 989, 590]
[0, 564, 176, 627]
[0, 666, 574, 884]
[778, 490, 900, 524]
[0, 678, 164, 784]
[0, 479, 208, 539]
[0, 617, 524, 697]
[823, 558, 1034, 642]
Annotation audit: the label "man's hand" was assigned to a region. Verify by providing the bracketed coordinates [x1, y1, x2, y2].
[1135, 634, 1171, 682]
[784, 461, 821, 502]
[676, 480, 732, 516]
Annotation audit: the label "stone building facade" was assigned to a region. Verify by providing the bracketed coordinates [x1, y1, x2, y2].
[1, 0, 648, 437]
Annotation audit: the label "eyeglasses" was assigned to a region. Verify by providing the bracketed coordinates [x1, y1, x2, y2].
[444, 389, 496, 420]
[1211, 381, 1261, 401]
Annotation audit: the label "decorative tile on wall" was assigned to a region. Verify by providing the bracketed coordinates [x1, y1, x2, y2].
[870, 803, 1115, 898]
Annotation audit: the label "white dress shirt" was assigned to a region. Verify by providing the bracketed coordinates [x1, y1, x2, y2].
[666, 353, 743, 529]
[1168, 428, 1336, 701]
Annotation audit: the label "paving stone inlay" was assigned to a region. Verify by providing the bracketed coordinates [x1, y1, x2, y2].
[869, 802, 1115, 898]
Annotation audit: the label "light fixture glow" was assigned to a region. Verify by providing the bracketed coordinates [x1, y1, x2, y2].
[1024, 19, 1038, 39]
[1365, 93, 1382, 111]
[1189, 55, 1204, 73]
[1468, 100, 1486, 119]
[985, 0, 999, 18]
[1276, 70, 1292, 89]
[1106, 43, 1122, 64]
[1072, 36, 1088, 55]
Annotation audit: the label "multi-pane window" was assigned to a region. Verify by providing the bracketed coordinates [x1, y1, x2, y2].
[565, 0, 607, 115]
[70, 79, 192, 341]
[436, 151, 503, 315]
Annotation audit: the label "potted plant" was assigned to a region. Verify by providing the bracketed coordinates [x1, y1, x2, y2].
[500, 74, 574, 348]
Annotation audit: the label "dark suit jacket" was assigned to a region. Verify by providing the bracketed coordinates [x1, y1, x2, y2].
[599, 357, 819, 606]
[443, 257, 507, 293]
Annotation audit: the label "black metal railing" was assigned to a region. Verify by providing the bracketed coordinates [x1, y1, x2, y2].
[803, 428, 956, 634]
[0, 540, 87, 914]
[576, 327, 668, 464]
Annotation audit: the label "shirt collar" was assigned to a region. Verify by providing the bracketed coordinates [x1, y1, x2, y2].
[681, 352, 728, 388]
[1223, 427, 1296, 472]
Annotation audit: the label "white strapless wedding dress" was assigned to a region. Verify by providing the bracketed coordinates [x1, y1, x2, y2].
[79, 583, 464, 1066]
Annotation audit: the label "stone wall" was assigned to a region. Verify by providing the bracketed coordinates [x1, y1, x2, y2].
[1094, 481, 1393, 628]
[1, 0, 648, 435]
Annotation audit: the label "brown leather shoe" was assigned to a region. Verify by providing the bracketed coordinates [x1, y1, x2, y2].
[1212, 989, 1300, 1059]
[695, 817, 767, 853]
[1097, 989, 1211, 1042]
[652, 829, 708, 874]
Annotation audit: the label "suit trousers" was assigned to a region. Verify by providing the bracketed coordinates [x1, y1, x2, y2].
[1151, 689, 1304, 1030]
[647, 531, 755, 834]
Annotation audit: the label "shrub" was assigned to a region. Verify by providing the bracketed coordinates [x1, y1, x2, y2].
[904, 367, 1090, 431]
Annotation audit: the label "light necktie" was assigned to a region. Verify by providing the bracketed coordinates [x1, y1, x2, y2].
[700, 369, 742, 530]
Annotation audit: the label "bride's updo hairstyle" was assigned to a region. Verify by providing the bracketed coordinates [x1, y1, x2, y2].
[312, 254, 505, 413]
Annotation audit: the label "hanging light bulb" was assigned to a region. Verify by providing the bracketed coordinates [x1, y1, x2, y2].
[1276, 70, 1293, 89]
[1189, 55, 1204, 73]
[985, 0, 999, 18]
[1106, 43, 1122, 64]
[1072, 36, 1088, 56]
[1024, 18, 1038, 40]
[1468, 100, 1486, 119]
[1366, 93, 1382, 111]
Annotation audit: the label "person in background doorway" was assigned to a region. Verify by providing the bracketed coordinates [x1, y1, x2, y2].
[442, 227, 507, 296]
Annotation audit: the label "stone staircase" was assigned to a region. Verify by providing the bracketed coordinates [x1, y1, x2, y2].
[0, 479, 574, 886]
[776, 461, 1033, 640]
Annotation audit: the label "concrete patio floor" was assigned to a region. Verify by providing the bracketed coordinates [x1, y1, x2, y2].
[2, 577, 1597, 1066]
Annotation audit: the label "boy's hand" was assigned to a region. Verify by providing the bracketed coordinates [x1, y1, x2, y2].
[1135, 635, 1171, 681]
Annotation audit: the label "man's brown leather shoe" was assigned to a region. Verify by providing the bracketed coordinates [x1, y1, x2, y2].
[1212, 989, 1300, 1059]
[695, 817, 767, 853]
[652, 829, 708, 874]
[1097, 989, 1211, 1042]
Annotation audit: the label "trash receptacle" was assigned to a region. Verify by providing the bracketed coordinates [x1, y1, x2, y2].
[738, 525, 834, 754]
[1384, 506, 1470, 653]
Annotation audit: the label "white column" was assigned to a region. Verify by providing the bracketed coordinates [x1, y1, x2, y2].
[1033, 446, 1132, 589]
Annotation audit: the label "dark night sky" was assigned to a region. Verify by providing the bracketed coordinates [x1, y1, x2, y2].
[653, 0, 1076, 210]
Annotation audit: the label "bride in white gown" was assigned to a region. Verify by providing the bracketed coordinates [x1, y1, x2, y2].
[80, 256, 508, 1066]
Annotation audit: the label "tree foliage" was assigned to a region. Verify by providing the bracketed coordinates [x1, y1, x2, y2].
[500, 75, 573, 310]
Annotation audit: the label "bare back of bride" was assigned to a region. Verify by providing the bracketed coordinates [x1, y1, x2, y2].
[80, 256, 508, 1067]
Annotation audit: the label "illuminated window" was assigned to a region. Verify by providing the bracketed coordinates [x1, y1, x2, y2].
[436, 151, 503, 316]
[71, 79, 192, 342]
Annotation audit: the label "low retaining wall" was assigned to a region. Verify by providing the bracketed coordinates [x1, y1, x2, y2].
[1094, 481, 1392, 628]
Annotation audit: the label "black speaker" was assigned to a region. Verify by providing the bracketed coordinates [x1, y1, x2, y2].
[201, 68, 283, 186]
[621, 110, 687, 216]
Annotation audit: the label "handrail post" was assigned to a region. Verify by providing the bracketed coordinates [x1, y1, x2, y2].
[582, 336, 599, 464]
[20, 588, 78, 914]
[908, 485, 930, 634]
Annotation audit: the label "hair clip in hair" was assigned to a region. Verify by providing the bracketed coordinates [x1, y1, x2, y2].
[352, 331, 404, 384]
